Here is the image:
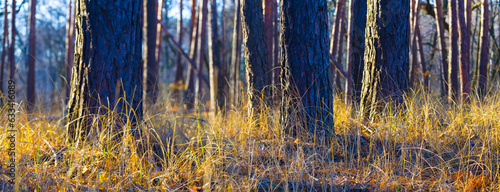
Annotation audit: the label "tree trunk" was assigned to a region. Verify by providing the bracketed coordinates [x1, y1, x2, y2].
[217, 0, 228, 111]
[458, 0, 470, 103]
[64, 0, 75, 102]
[156, 0, 165, 71]
[345, 0, 366, 103]
[242, 0, 270, 114]
[208, 0, 222, 114]
[67, 0, 143, 142]
[448, 0, 459, 102]
[272, 0, 279, 100]
[435, 0, 448, 98]
[360, 0, 410, 120]
[280, 0, 334, 140]
[230, 0, 242, 106]
[330, 0, 345, 87]
[144, 0, 159, 108]
[263, 0, 274, 83]
[194, 0, 208, 107]
[174, 0, 184, 101]
[26, 0, 37, 112]
[8, 0, 15, 81]
[477, 0, 489, 97]
[410, 0, 419, 88]
[0, 0, 8, 99]
[184, 0, 198, 109]
[335, 10, 346, 93]
[416, 25, 428, 91]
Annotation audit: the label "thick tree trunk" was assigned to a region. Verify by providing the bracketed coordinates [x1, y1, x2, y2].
[8, 0, 15, 81]
[345, 0, 366, 103]
[448, 0, 459, 102]
[360, 0, 410, 120]
[477, 0, 489, 97]
[230, 0, 242, 106]
[263, 0, 274, 83]
[242, 0, 270, 114]
[194, 0, 208, 107]
[435, 0, 448, 98]
[27, 0, 37, 112]
[185, 0, 198, 109]
[64, 0, 75, 102]
[174, 0, 184, 101]
[0, 0, 8, 99]
[144, 0, 159, 107]
[280, 0, 334, 140]
[208, 0, 222, 114]
[67, 0, 143, 142]
[458, 0, 470, 103]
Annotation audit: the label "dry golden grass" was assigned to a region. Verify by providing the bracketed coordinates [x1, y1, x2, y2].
[1, 89, 500, 191]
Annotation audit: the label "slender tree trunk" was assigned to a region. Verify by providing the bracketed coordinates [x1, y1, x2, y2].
[194, 0, 208, 107]
[26, 0, 37, 112]
[64, 0, 75, 102]
[156, 0, 165, 70]
[272, 0, 279, 99]
[208, 0, 221, 114]
[458, 0, 470, 103]
[360, 0, 410, 120]
[435, 0, 448, 98]
[280, 0, 334, 140]
[242, 0, 270, 115]
[217, 0, 228, 111]
[346, 0, 366, 102]
[330, 0, 345, 87]
[230, 0, 242, 106]
[174, 0, 184, 101]
[0, 0, 8, 99]
[8, 0, 15, 80]
[448, 0, 459, 102]
[416, 25, 428, 91]
[335, 12, 346, 93]
[477, 0, 489, 97]
[263, 0, 273, 83]
[185, 0, 198, 109]
[67, 0, 143, 142]
[144, 0, 159, 108]
[410, 0, 419, 87]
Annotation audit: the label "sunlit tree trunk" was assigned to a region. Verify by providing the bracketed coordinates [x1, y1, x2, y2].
[280, 0, 334, 140]
[230, 0, 242, 106]
[448, 0, 459, 102]
[67, 0, 143, 142]
[360, 0, 410, 120]
[435, 0, 448, 98]
[458, 0, 470, 103]
[26, 0, 37, 112]
[477, 0, 489, 97]
[64, 0, 75, 102]
[242, 0, 270, 114]
[144, 0, 159, 107]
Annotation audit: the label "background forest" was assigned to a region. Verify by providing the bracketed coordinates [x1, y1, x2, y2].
[1, 0, 500, 191]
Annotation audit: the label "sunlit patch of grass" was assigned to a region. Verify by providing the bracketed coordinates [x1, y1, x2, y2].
[1, 88, 500, 191]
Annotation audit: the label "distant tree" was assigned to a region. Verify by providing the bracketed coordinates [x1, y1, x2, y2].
[0, 0, 8, 99]
[448, 0, 459, 102]
[64, 0, 75, 102]
[230, 0, 242, 106]
[360, 0, 409, 120]
[280, 0, 334, 140]
[8, 0, 15, 81]
[174, 0, 184, 102]
[67, 0, 143, 142]
[145, 0, 159, 107]
[458, 0, 470, 103]
[241, 0, 270, 115]
[345, 0, 366, 103]
[184, 0, 198, 109]
[476, 0, 489, 97]
[26, 0, 37, 112]
[217, 0, 228, 111]
[194, 0, 208, 107]
[434, 0, 449, 98]
[208, 0, 222, 114]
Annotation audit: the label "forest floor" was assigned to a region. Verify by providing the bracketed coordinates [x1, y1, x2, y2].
[1, 89, 500, 191]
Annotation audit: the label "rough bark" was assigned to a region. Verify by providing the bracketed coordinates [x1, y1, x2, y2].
[346, 0, 366, 103]
[448, 0, 459, 102]
[27, 0, 36, 111]
[458, 0, 470, 103]
[242, 0, 270, 114]
[194, 0, 208, 107]
[434, 0, 448, 98]
[0, 0, 8, 98]
[145, 0, 159, 107]
[8, 0, 15, 80]
[477, 0, 489, 97]
[208, 0, 222, 113]
[174, 0, 184, 101]
[360, 0, 410, 120]
[230, 0, 242, 106]
[280, 0, 334, 140]
[64, 0, 75, 102]
[67, 0, 143, 142]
